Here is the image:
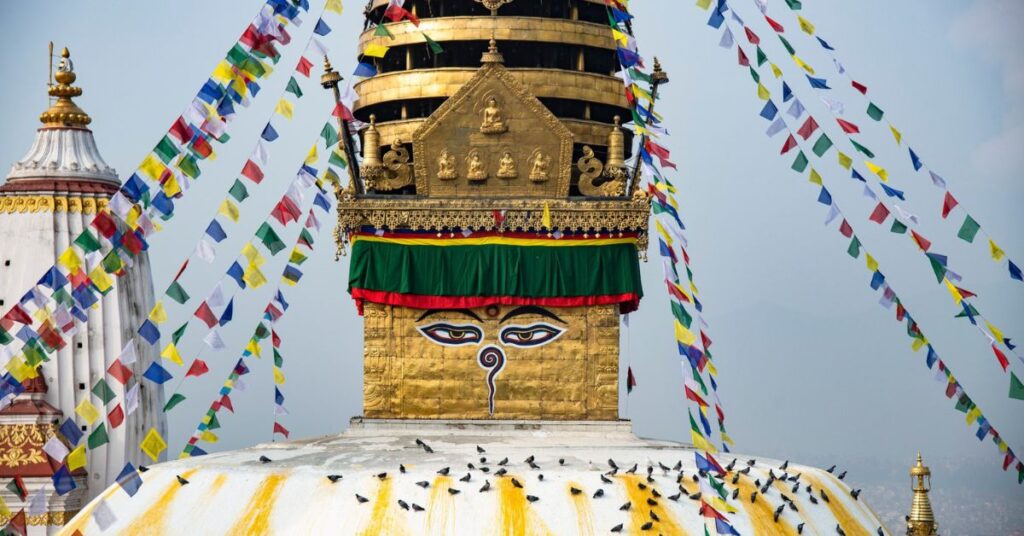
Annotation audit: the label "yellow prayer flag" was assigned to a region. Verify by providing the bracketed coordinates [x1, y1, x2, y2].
[57, 248, 82, 273]
[273, 366, 285, 385]
[985, 321, 1005, 344]
[711, 495, 737, 514]
[0, 494, 9, 518]
[655, 220, 672, 246]
[654, 181, 676, 194]
[304, 143, 318, 166]
[363, 43, 390, 58]
[6, 356, 36, 383]
[866, 253, 879, 272]
[632, 84, 653, 103]
[706, 360, 718, 377]
[140, 428, 167, 462]
[889, 124, 902, 145]
[160, 342, 184, 366]
[139, 154, 167, 181]
[241, 242, 264, 267]
[696, 0, 712, 8]
[689, 281, 699, 296]
[67, 444, 87, 471]
[797, 15, 815, 35]
[611, 29, 630, 47]
[275, 98, 294, 120]
[966, 406, 982, 425]
[162, 174, 181, 198]
[770, 63, 782, 78]
[911, 337, 928, 352]
[76, 398, 101, 425]
[864, 161, 888, 181]
[218, 199, 240, 223]
[674, 321, 696, 347]
[325, 0, 343, 14]
[211, 60, 235, 84]
[690, 429, 717, 453]
[989, 239, 1005, 261]
[943, 278, 963, 304]
[245, 338, 262, 358]
[837, 151, 852, 170]
[808, 168, 822, 185]
[89, 266, 113, 293]
[243, 265, 267, 289]
[127, 205, 141, 229]
[756, 83, 770, 100]
[542, 202, 551, 229]
[793, 55, 814, 75]
[200, 430, 219, 443]
[148, 301, 168, 324]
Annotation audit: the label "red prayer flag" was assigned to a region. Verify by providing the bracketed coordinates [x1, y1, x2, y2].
[239, 24, 260, 48]
[492, 209, 506, 226]
[91, 211, 117, 239]
[272, 330, 281, 348]
[273, 422, 290, 438]
[193, 302, 218, 328]
[121, 230, 144, 255]
[744, 26, 760, 44]
[333, 102, 354, 121]
[737, 47, 750, 67]
[173, 260, 189, 283]
[699, 501, 728, 521]
[271, 195, 302, 225]
[941, 192, 958, 219]
[780, 134, 798, 154]
[851, 80, 868, 95]
[993, 345, 1009, 371]
[945, 379, 958, 398]
[868, 202, 890, 224]
[666, 280, 690, 303]
[685, 386, 708, 407]
[241, 159, 265, 184]
[1003, 453, 1014, 471]
[701, 330, 712, 350]
[169, 116, 193, 144]
[955, 286, 976, 299]
[108, 404, 124, 429]
[839, 219, 853, 238]
[836, 118, 860, 134]
[107, 359, 133, 385]
[186, 359, 210, 378]
[7, 510, 27, 536]
[797, 116, 819, 140]
[764, 15, 785, 33]
[265, 304, 284, 322]
[220, 394, 235, 413]
[5, 305, 33, 325]
[296, 56, 313, 77]
[190, 134, 213, 159]
[896, 303, 906, 321]
[911, 230, 931, 251]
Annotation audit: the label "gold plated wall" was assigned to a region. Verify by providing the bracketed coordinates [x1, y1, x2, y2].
[362, 303, 620, 420]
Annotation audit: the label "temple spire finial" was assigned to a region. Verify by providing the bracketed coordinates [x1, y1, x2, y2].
[39, 46, 91, 127]
[907, 453, 939, 536]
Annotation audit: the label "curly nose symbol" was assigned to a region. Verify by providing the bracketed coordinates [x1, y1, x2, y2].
[477, 346, 506, 416]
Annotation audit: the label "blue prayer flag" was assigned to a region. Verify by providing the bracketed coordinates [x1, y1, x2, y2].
[1009, 260, 1022, 282]
[909, 148, 923, 171]
[926, 345, 938, 369]
[275, 387, 285, 405]
[815, 36, 835, 51]
[217, 97, 236, 118]
[72, 284, 99, 310]
[197, 79, 224, 104]
[782, 82, 793, 102]
[70, 305, 89, 323]
[353, 62, 377, 78]
[116, 463, 143, 497]
[870, 271, 886, 290]
[219, 298, 234, 327]
[715, 518, 741, 536]
[138, 319, 160, 345]
[616, 47, 641, 68]
[806, 75, 831, 89]
[122, 173, 150, 202]
[60, 418, 83, 446]
[247, 80, 261, 98]
[205, 220, 227, 243]
[707, 0, 727, 28]
[879, 183, 906, 200]
[53, 464, 76, 495]
[143, 362, 173, 385]
[151, 192, 175, 217]
[227, 262, 246, 289]
[314, 192, 331, 211]
[851, 169, 866, 182]
[190, 446, 208, 457]
[275, 290, 290, 311]
[610, 7, 632, 23]
[759, 100, 778, 120]
[282, 265, 304, 284]
[817, 188, 832, 206]
[38, 267, 69, 291]
[314, 18, 332, 36]
[261, 123, 279, 142]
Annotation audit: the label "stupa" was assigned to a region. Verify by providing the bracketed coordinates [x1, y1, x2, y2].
[0, 47, 166, 520]
[63, 2, 887, 534]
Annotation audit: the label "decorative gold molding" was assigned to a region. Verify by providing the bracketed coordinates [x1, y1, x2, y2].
[358, 17, 618, 52]
[0, 510, 80, 526]
[0, 423, 57, 468]
[0, 195, 108, 214]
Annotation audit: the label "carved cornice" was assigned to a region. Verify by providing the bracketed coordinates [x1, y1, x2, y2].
[0, 195, 108, 214]
[0, 510, 80, 526]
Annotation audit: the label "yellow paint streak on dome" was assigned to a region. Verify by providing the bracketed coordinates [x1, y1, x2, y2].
[618, 474, 688, 536]
[801, 474, 870, 536]
[225, 473, 287, 536]
[58, 480, 124, 535]
[733, 475, 799, 536]
[566, 481, 595, 536]
[426, 476, 455, 535]
[769, 480, 822, 536]
[358, 475, 410, 536]
[496, 475, 553, 536]
[118, 468, 200, 536]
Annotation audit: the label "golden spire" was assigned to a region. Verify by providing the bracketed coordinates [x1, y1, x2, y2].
[40, 47, 92, 128]
[907, 453, 939, 536]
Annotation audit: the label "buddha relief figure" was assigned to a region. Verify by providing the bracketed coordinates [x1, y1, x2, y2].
[480, 96, 508, 134]
[529, 150, 551, 182]
[437, 148, 457, 180]
[496, 150, 518, 179]
[466, 149, 488, 181]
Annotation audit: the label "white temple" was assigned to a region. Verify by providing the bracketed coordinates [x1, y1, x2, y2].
[0, 48, 165, 532]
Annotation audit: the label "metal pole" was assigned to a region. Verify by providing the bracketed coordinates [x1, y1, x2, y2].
[321, 56, 364, 195]
[627, 57, 669, 197]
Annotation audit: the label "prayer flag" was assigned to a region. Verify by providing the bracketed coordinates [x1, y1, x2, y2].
[228, 179, 249, 202]
[116, 463, 143, 497]
[911, 231, 932, 251]
[314, 18, 331, 36]
[143, 362, 173, 385]
[867, 102, 884, 121]
[780, 135, 797, 155]
[92, 379, 116, 405]
[108, 404, 124, 429]
[163, 393, 186, 412]
[60, 418, 83, 446]
[160, 342, 184, 366]
[166, 281, 190, 305]
[363, 43, 389, 58]
[219, 299, 234, 326]
[791, 151, 808, 173]
[806, 75, 830, 89]
[53, 465, 77, 496]
[148, 301, 168, 324]
[241, 159, 264, 183]
[218, 199, 240, 222]
[256, 223, 286, 255]
[275, 98, 294, 119]
[424, 34, 444, 55]
[186, 359, 209, 378]
[76, 398, 101, 424]
[325, 0, 342, 13]
[910, 148, 923, 171]
[811, 133, 833, 157]
[989, 239, 1005, 261]
[353, 62, 377, 77]
[140, 428, 167, 462]
[88, 423, 109, 449]
[836, 118, 860, 134]
[261, 123, 279, 142]
[941, 192, 958, 218]
[957, 215, 980, 243]
[1010, 372, 1024, 401]
[868, 202, 890, 224]
[193, 302, 218, 328]
[273, 422, 290, 438]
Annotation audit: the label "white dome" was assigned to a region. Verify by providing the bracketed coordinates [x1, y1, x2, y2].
[6, 126, 118, 184]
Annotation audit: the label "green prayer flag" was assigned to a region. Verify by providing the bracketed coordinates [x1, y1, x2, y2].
[52, 288, 73, 307]
[954, 394, 972, 413]
[791, 151, 809, 173]
[166, 281, 190, 305]
[756, 47, 767, 66]
[320, 122, 339, 148]
[671, 300, 692, 329]
[228, 179, 250, 203]
[847, 236, 861, 258]
[208, 412, 222, 430]
[92, 379, 116, 405]
[289, 249, 308, 265]
[957, 215, 980, 243]
[177, 154, 201, 179]
[171, 322, 188, 345]
[866, 102, 885, 121]
[928, 255, 946, 283]
[890, 220, 908, 234]
[423, 33, 444, 55]
[374, 23, 394, 39]
[285, 76, 304, 98]
[299, 228, 315, 246]
[1009, 372, 1024, 401]
[163, 393, 187, 412]
[629, 68, 652, 84]
[329, 149, 348, 169]
[0, 327, 11, 345]
[274, 349, 284, 367]
[778, 35, 796, 55]
[784, 0, 803, 9]
[73, 230, 102, 254]
[255, 223, 286, 255]
[241, 57, 267, 78]
[955, 303, 979, 319]
[154, 136, 181, 164]
[254, 323, 271, 340]
[23, 343, 46, 367]
[849, 139, 875, 158]
[748, 67, 760, 84]
[88, 423, 109, 449]
[225, 44, 250, 68]
[811, 133, 833, 157]
[690, 367, 708, 394]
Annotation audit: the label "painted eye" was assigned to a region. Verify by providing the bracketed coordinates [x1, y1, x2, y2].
[417, 323, 483, 347]
[499, 323, 565, 348]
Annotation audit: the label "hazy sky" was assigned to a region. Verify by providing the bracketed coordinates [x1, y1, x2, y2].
[1, 0, 1021, 509]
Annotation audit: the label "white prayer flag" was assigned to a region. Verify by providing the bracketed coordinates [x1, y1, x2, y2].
[43, 436, 69, 462]
[125, 383, 140, 415]
[787, 99, 806, 119]
[94, 498, 117, 531]
[119, 341, 138, 365]
[195, 237, 216, 264]
[718, 27, 734, 49]
[203, 329, 226, 351]
[28, 487, 48, 516]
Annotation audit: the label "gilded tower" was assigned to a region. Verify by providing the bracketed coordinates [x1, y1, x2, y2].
[336, 0, 651, 421]
[907, 454, 940, 536]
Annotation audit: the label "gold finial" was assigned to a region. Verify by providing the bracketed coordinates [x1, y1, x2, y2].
[606, 115, 625, 170]
[907, 453, 939, 536]
[39, 46, 91, 127]
[481, 38, 504, 64]
[321, 55, 342, 89]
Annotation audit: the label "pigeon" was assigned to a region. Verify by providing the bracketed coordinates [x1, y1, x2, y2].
[851, 489, 861, 501]
[738, 467, 751, 475]
[468, 463, 476, 470]
[600, 474, 613, 484]
[559, 458, 566, 466]
[747, 459, 756, 466]
[646, 476, 655, 484]
[447, 488, 461, 495]
[437, 467, 450, 476]
[259, 456, 272, 464]
[640, 521, 653, 531]
[673, 461, 683, 471]
[398, 500, 409, 511]
[650, 510, 661, 522]
[809, 495, 819, 505]
[619, 501, 632, 511]
[646, 465, 654, 476]
[725, 459, 736, 471]
[773, 504, 785, 522]
[838, 471, 847, 480]
[481, 467, 491, 473]
[415, 439, 425, 447]
[399, 464, 406, 474]
[876, 528, 884, 536]
[415, 439, 434, 453]
[788, 501, 798, 512]
[525, 455, 535, 464]
[755, 479, 762, 487]
[768, 470, 776, 483]
[820, 490, 830, 503]
[528, 461, 541, 470]
[731, 489, 739, 500]
[477, 445, 486, 454]
[538, 474, 544, 481]
[780, 460, 789, 471]
[626, 464, 638, 474]
[498, 457, 508, 466]
[416, 481, 430, 488]
[526, 495, 539, 503]
[760, 484, 770, 494]
[377, 472, 388, 480]
[658, 462, 670, 472]
[327, 474, 343, 483]
[797, 522, 805, 534]
[637, 483, 647, 490]
[836, 525, 846, 536]
[355, 494, 369, 503]
[827, 465, 836, 474]
[688, 491, 701, 501]
[480, 480, 491, 492]
[495, 468, 508, 476]
[459, 473, 471, 482]
[646, 498, 658, 507]
[792, 482, 800, 493]
[593, 489, 605, 498]
[176, 475, 189, 486]
[423, 444, 434, 453]
[511, 478, 523, 489]
[139, 466, 150, 473]
[668, 492, 681, 501]
[609, 459, 619, 469]
[731, 474, 740, 485]
[750, 491, 758, 503]
[651, 488, 661, 498]
[570, 487, 582, 495]
[480, 457, 487, 464]
[412, 503, 425, 512]
[611, 524, 623, 533]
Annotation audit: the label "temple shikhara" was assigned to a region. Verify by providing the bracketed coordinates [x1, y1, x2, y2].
[5, 0, 1023, 534]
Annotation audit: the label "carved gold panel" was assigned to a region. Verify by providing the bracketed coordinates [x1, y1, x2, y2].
[362, 303, 620, 420]
[0, 423, 56, 468]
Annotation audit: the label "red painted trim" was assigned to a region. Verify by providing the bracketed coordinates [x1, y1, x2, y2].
[350, 230, 641, 241]
[350, 288, 640, 315]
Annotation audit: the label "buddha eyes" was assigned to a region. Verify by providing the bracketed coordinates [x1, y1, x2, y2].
[417, 323, 483, 347]
[499, 324, 564, 348]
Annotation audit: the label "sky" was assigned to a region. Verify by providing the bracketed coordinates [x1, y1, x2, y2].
[1, 0, 1022, 531]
